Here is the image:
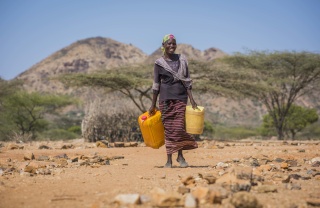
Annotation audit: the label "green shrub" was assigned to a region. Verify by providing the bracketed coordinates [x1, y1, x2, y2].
[203, 121, 215, 137]
[298, 122, 320, 140]
[213, 126, 259, 140]
[67, 125, 81, 135]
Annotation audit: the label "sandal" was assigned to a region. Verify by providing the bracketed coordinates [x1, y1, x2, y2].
[177, 159, 188, 168]
[164, 163, 172, 168]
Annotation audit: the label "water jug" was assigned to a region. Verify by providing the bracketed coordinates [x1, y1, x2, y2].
[185, 106, 205, 134]
[138, 111, 165, 149]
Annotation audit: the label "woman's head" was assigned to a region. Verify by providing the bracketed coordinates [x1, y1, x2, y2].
[161, 34, 177, 55]
[162, 34, 175, 44]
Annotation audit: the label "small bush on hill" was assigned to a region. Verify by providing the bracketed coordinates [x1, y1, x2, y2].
[212, 125, 260, 140]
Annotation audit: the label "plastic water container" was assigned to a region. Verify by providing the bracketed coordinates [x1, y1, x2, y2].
[185, 106, 205, 134]
[138, 111, 165, 149]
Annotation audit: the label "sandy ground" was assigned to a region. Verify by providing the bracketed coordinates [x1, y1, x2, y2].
[0, 139, 319, 208]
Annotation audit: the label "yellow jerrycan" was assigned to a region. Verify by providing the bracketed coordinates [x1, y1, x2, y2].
[138, 110, 165, 149]
[185, 106, 205, 134]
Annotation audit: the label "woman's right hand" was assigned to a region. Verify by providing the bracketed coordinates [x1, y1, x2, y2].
[148, 106, 157, 116]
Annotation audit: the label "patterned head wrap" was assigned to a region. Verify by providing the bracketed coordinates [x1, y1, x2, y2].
[161, 34, 176, 54]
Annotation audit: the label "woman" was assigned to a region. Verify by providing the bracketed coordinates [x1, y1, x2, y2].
[148, 34, 198, 168]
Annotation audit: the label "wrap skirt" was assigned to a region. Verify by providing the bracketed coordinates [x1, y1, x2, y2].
[159, 100, 198, 155]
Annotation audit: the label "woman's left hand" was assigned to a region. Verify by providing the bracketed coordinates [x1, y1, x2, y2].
[190, 99, 198, 110]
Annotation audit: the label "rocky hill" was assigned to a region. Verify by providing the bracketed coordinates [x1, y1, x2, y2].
[17, 37, 148, 93]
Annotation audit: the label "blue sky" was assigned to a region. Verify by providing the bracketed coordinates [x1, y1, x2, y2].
[1, 0, 319, 80]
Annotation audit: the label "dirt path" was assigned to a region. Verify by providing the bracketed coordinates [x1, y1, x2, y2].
[0, 139, 319, 208]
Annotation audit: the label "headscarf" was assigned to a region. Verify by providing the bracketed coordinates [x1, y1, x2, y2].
[161, 34, 176, 54]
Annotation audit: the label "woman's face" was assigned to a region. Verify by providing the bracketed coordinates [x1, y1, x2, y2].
[163, 39, 177, 55]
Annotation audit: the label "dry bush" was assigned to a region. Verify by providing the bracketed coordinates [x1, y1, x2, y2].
[81, 98, 142, 142]
[9, 131, 33, 143]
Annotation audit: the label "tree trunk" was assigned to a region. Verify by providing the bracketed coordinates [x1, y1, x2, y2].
[276, 126, 284, 140]
[290, 129, 296, 140]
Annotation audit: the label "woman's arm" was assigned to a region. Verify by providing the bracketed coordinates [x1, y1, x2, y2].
[187, 88, 198, 109]
[184, 61, 198, 109]
[148, 64, 160, 116]
[148, 90, 159, 116]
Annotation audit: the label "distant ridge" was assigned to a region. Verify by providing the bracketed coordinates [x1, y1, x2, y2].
[144, 44, 227, 64]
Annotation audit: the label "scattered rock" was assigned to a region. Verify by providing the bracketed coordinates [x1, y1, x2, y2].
[178, 186, 190, 194]
[217, 143, 225, 149]
[159, 174, 166, 179]
[230, 192, 262, 208]
[56, 159, 68, 167]
[209, 184, 229, 203]
[311, 157, 320, 163]
[38, 145, 51, 149]
[61, 144, 75, 149]
[96, 141, 108, 148]
[184, 193, 197, 208]
[216, 167, 252, 192]
[114, 142, 124, 147]
[306, 198, 320, 207]
[282, 174, 302, 183]
[280, 162, 289, 169]
[7, 144, 23, 150]
[312, 161, 320, 167]
[192, 187, 210, 204]
[111, 156, 125, 160]
[181, 176, 195, 186]
[286, 160, 298, 167]
[37, 155, 50, 161]
[203, 173, 217, 184]
[70, 157, 79, 163]
[249, 158, 260, 167]
[24, 165, 37, 174]
[257, 164, 272, 172]
[216, 162, 229, 169]
[286, 183, 301, 190]
[274, 158, 285, 163]
[151, 187, 182, 207]
[24, 152, 35, 160]
[124, 142, 139, 147]
[114, 194, 141, 205]
[233, 158, 241, 163]
[53, 153, 68, 159]
[256, 185, 277, 193]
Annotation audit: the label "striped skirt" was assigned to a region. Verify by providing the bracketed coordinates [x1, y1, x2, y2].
[159, 100, 198, 155]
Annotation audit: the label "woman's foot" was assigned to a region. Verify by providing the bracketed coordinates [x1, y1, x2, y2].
[164, 154, 173, 168]
[176, 158, 188, 168]
[164, 162, 172, 168]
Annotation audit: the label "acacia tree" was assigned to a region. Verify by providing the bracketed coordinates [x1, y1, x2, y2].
[221, 51, 320, 139]
[59, 64, 153, 113]
[1, 91, 75, 140]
